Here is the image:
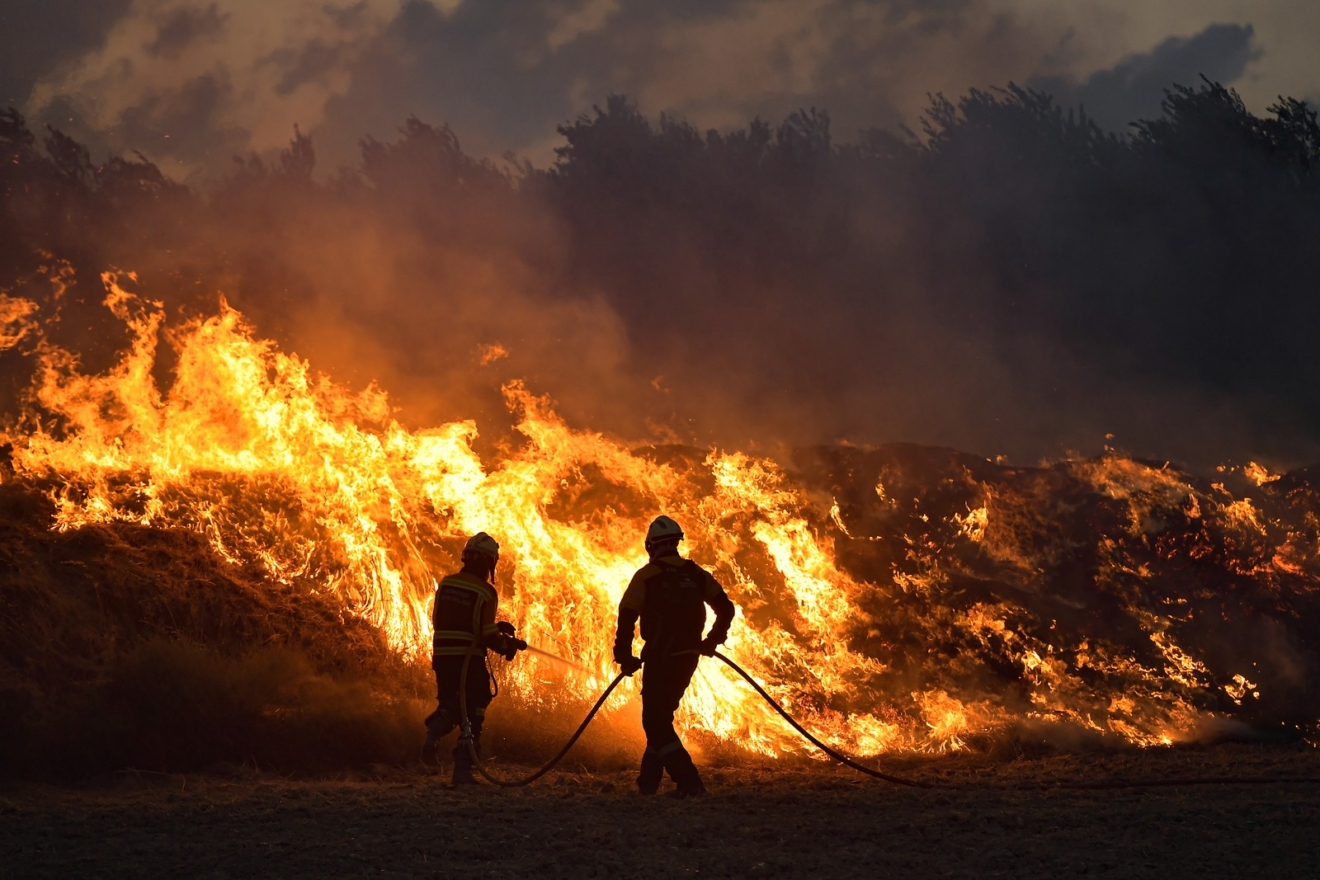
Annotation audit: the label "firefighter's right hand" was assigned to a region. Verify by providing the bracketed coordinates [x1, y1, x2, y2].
[617, 655, 642, 676]
[500, 636, 527, 662]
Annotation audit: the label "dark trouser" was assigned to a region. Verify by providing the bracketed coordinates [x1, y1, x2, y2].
[639, 653, 702, 793]
[424, 654, 493, 765]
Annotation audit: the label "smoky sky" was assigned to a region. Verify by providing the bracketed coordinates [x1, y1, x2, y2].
[4, 1, 1320, 473]
[1030, 23, 1261, 132]
[0, 0, 132, 107]
[5, 1, 1319, 177]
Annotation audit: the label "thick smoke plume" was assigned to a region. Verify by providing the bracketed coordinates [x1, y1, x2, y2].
[3, 81, 1319, 468]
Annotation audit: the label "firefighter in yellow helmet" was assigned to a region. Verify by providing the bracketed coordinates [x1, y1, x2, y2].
[614, 515, 736, 797]
[422, 532, 527, 784]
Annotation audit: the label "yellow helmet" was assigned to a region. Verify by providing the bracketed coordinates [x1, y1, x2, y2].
[462, 532, 500, 563]
[644, 515, 684, 554]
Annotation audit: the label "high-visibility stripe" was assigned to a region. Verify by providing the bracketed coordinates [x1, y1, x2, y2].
[432, 572, 499, 654]
[438, 575, 497, 603]
[656, 740, 684, 756]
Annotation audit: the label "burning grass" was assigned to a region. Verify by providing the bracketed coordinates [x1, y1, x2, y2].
[0, 481, 429, 778]
[1, 271, 1320, 780]
[0, 480, 642, 779]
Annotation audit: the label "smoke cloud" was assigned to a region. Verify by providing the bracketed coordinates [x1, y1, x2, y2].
[3, 75, 1320, 471]
[9, 2, 1314, 177]
[1030, 23, 1261, 132]
[3, 4, 1320, 470]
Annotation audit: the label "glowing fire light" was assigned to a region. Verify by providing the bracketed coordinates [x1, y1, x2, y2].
[2, 272, 1310, 756]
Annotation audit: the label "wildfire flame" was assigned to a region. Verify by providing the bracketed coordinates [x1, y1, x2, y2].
[2, 272, 1317, 756]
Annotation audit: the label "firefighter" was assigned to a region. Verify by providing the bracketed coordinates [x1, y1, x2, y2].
[422, 531, 526, 784]
[613, 515, 736, 797]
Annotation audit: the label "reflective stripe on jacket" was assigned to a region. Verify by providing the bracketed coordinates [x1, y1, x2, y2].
[432, 571, 500, 656]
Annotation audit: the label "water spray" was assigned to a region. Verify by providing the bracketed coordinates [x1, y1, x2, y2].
[522, 644, 591, 672]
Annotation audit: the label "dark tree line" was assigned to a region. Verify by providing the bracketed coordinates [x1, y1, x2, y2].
[2, 80, 1319, 464]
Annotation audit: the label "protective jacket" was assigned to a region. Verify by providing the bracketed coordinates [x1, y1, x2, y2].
[432, 571, 503, 659]
[614, 555, 735, 661]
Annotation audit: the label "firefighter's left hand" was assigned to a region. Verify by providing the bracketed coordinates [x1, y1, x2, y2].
[699, 636, 722, 657]
[618, 655, 642, 676]
[501, 637, 528, 662]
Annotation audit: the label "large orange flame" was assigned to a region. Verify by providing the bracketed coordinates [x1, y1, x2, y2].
[2, 273, 1311, 755]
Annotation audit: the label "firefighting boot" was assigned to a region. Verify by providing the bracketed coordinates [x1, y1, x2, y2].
[664, 747, 706, 798]
[637, 749, 664, 795]
[670, 775, 707, 798]
[421, 709, 456, 765]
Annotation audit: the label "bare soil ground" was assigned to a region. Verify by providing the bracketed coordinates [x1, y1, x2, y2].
[3, 743, 1318, 879]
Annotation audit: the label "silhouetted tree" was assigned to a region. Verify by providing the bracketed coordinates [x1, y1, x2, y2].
[3, 77, 1320, 464]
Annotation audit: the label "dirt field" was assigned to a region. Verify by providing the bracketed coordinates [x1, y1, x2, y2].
[3, 743, 1318, 879]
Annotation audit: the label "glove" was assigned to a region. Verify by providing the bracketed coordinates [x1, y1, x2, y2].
[617, 655, 642, 676]
[699, 636, 722, 657]
[495, 624, 524, 660]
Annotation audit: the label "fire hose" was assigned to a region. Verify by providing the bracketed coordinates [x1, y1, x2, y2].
[710, 651, 928, 787]
[456, 642, 627, 788]
[454, 644, 926, 788]
[455, 646, 1320, 791]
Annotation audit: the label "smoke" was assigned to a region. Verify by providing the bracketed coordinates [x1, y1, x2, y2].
[0, 0, 132, 107]
[18, 0, 405, 180]
[4, 71, 1320, 469]
[17, 0, 1063, 175]
[19, 1, 1307, 177]
[1030, 23, 1261, 132]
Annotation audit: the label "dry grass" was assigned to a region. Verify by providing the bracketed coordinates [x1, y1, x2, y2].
[0, 482, 430, 778]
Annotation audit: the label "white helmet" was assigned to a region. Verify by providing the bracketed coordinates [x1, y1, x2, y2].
[644, 516, 684, 554]
[462, 532, 500, 563]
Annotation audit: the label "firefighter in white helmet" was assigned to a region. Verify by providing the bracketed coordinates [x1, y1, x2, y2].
[613, 515, 736, 797]
[422, 532, 526, 784]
